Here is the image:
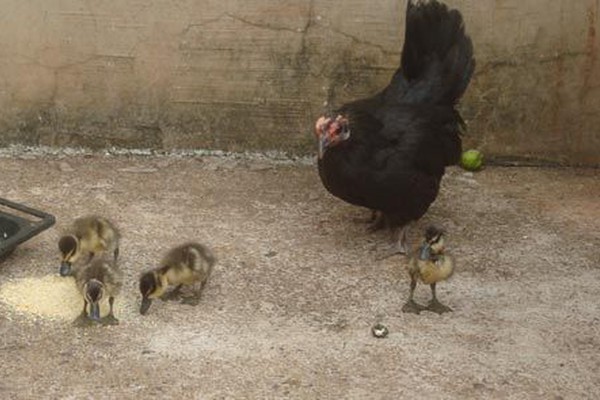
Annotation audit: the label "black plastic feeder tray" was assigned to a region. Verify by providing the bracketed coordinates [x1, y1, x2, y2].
[0, 198, 55, 262]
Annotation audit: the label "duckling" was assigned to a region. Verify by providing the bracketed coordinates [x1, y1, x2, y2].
[402, 226, 455, 315]
[58, 216, 120, 277]
[139, 242, 215, 315]
[74, 255, 123, 325]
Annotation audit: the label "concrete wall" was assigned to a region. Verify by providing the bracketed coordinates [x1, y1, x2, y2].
[0, 0, 598, 165]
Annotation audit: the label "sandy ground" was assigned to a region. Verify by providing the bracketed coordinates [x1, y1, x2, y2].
[0, 149, 598, 399]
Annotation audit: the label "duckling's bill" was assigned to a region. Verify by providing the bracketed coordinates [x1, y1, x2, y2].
[140, 297, 152, 315]
[60, 261, 73, 277]
[89, 301, 101, 321]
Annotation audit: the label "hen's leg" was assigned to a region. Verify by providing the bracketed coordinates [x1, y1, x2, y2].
[396, 225, 410, 254]
[368, 210, 377, 223]
[353, 209, 375, 223]
[354, 210, 385, 232]
[426, 283, 452, 314]
[378, 224, 411, 259]
[367, 211, 386, 232]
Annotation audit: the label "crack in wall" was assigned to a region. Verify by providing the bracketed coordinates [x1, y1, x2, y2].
[180, 7, 396, 57]
[182, 11, 310, 37]
[328, 27, 398, 57]
[475, 51, 592, 77]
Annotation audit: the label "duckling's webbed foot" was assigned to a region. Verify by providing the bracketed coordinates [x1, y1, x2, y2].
[401, 279, 424, 314]
[99, 314, 119, 326]
[99, 296, 120, 325]
[402, 300, 426, 314]
[426, 299, 452, 314]
[161, 284, 184, 301]
[426, 283, 452, 314]
[73, 305, 98, 327]
[180, 279, 208, 305]
[73, 312, 96, 327]
[180, 296, 200, 306]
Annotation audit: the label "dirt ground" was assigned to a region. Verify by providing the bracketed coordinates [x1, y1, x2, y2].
[0, 148, 598, 399]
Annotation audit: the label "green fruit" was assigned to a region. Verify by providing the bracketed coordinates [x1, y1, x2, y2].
[460, 149, 484, 171]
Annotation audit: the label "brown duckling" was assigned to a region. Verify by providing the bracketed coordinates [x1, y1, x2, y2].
[58, 216, 120, 277]
[402, 225, 455, 315]
[139, 242, 215, 315]
[74, 255, 123, 325]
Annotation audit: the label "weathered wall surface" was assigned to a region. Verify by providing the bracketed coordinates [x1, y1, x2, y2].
[0, 0, 598, 165]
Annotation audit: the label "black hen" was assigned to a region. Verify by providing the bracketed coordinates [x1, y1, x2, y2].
[315, 0, 475, 254]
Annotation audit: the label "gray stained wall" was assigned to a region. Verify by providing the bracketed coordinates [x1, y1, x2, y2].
[0, 0, 598, 165]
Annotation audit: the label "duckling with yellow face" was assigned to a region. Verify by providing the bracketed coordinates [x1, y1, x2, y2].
[402, 225, 455, 314]
[139, 242, 215, 315]
[74, 255, 123, 325]
[58, 216, 120, 277]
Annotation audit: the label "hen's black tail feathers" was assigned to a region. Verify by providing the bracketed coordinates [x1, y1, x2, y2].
[386, 0, 475, 106]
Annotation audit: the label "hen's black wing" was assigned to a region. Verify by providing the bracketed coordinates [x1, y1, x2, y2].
[318, 101, 461, 224]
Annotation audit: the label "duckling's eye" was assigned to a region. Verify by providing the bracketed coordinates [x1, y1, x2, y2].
[87, 285, 103, 302]
[140, 274, 156, 296]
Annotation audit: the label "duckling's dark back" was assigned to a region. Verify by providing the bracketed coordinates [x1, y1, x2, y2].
[162, 242, 215, 272]
[76, 256, 123, 295]
[72, 215, 112, 235]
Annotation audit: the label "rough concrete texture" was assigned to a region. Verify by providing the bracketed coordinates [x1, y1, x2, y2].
[0, 150, 598, 399]
[0, 0, 599, 165]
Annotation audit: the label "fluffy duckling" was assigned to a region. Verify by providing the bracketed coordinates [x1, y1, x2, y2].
[74, 255, 123, 325]
[402, 226, 455, 314]
[58, 216, 120, 277]
[139, 242, 215, 315]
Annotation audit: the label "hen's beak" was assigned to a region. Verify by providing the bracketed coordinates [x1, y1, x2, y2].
[60, 261, 72, 277]
[315, 117, 328, 136]
[318, 134, 329, 159]
[89, 302, 101, 321]
[315, 117, 329, 159]
[140, 297, 152, 315]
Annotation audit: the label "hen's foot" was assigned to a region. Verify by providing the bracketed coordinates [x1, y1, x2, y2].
[367, 212, 386, 233]
[353, 210, 378, 224]
[377, 243, 410, 260]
